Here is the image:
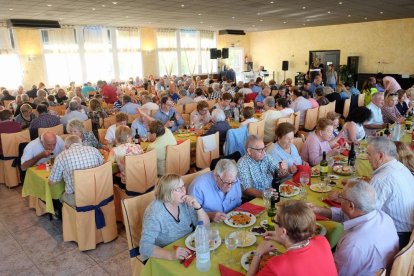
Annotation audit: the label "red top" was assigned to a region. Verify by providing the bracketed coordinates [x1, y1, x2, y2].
[257, 236, 337, 276]
[0, 121, 22, 155]
[101, 84, 117, 104]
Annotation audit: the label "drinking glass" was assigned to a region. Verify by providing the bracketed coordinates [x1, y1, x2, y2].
[299, 172, 309, 201]
[320, 178, 329, 200]
[263, 187, 273, 209]
[209, 224, 220, 257]
[141, 133, 148, 142]
[224, 233, 239, 265]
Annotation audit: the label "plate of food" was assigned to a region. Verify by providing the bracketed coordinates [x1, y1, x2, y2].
[311, 167, 320, 177]
[315, 223, 327, 236]
[224, 211, 256, 228]
[185, 232, 221, 251]
[309, 183, 332, 193]
[229, 231, 256, 247]
[357, 153, 368, 160]
[279, 184, 300, 198]
[333, 155, 348, 164]
[250, 225, 267, 236]
[332, 165, 354, 176]
[241, 249, 282, 271]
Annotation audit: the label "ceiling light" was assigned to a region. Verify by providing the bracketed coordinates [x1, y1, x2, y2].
[283, 21, 287, 24]
[232, 16, 235, 19]
[380, 11, 383, 14]
[339, 2, 343, 4]
[306, 19, 310, 21]
[260, 19, 263, 21]
[303, 23, 306, 26]
[112, 2, 118, 4]
[302, 6, 306, 9]
[92, 8, 96, 10]
[257, 12, 261, 15]
[126, 16, 129, 18]
[9, 8, 13, 11]
[252, 24, 255, 27]
[47, 4, 52, 7]
[270, 1, 274, 3]
[102, 4, 106, 7]
[347, 14, 351, 17]
[200, 21, 203, 24]
[327, 11, 331, 14]
[181, 4, 185, 7]
[198, 13, 202, 16]
[364, 17, 368, 20]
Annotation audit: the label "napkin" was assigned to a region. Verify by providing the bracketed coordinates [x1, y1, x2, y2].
[235, 202, 265, 216]
[292, 165, 312, 185]
[341, 150, 349, 157]
[36, 164, 46, 170]
[323, 199, 341, 208]
[315, 213, 330, 221]
[218, 264, 244, 276]
[173, 246, 196, 268]
[176, 140, 185, 145]
[201, 134, 217, 152]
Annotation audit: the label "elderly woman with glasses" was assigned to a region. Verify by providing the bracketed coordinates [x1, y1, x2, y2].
[381, 93, 404, 124]
[140, 174, 209, 262]
[247, 200, 337, 276]
[189, 159, 242, 223]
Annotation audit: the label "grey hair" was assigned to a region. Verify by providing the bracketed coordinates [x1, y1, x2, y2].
[69, 101, 78, 111]
[323, 86, 333, 95]
[22, 94, 29, 102]
[214, 159, 238, 178]
[344, 180, 377, 213]
[64, 135, 82, 148]
[212, 83, 220, 91]
[66, 119, 85, 133]
[212, 108, 226, 122]
[372, 92, 385, 100]
[367, 136, 397, 158]
[245, 134, 261, 149]
[264, 96, 275, 108]
[37, 89, 47, 98]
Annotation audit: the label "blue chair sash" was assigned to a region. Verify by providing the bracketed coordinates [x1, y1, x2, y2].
[130, 247, 140, 258]
[76, 195, 114, 229]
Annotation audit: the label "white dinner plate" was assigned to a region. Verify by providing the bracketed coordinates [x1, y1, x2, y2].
[184, 232, 221, 251]
[229, 231, 256, 247]
[224, 211, 256, 228]
[309, 183, 332, 193]
[279, 184, 300, 198]
[241, 251, 255, 271]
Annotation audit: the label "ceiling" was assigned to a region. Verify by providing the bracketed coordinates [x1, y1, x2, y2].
[1, 0, 414, 32]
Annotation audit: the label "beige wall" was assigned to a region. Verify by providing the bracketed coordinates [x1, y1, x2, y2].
[218, 34, 251, 59]
[249, 18, 414, 84]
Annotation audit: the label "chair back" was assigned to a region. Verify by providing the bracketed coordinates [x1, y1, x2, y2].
[292, 137, 305, 154]
[343, 99, 351, 118]
[182, 168, 210, 189]
[358, 93, 365, 107]
[275, 114, 294, 128]
[293, 111, 300, 134]
[83, 119, 92, 132]
[1, 129, 30, 158]
[317, 104, 329, 120]
[247, 119, 265, 140]
[184, 102, 197, 114]
[390, 231, 414, 276]
[175, 104, 184, 114]
[121, 191, 155, 274]
[125, 150, 158, 194]
[207, 100, 216, 109]
[38, 124, 64, 137]
[196, 132, 220, 169]
[327, 101, 336, 113]
[103, 116, 116, 129]
[166, 140, 191, 175]
[304, 108, 319, 131]
[243, 102, 254, 108]
[98, 129, 107, 144]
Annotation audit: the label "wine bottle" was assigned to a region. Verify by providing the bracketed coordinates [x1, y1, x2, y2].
[271, 169, 281, 203]
[267, 197, 277, 231]
[384, 124, 391, 139]
[348, 143, 356, 167]
[320, 151, 328, 181]
[134, 129, 140, 144]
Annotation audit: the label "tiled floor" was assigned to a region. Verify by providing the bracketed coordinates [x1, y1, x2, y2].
[0, 185, 131, 276]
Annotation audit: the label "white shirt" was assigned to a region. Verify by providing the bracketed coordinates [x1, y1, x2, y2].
[371, 159, 414, 232]
[238, 88, 253, 95]
[366, 102, 383, 125]
[21, 136, 65, 167]
[104, 124, 117, 145]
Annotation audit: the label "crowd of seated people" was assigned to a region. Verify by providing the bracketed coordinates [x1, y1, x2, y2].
[1, 71, 414, 275]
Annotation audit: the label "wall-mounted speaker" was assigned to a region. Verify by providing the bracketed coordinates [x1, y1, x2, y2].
[282, 61, 289, 71]
[217, 49, 222, 58]
[222, 48, 229, 59]
[210, 48, 217, 59]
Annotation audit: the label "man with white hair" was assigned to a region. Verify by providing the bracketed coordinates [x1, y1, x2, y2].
[209, 83, 221, 100]
[189, 159, 242, 223]
[60, 101, 88, 127]
[364, 92, 386, 136]
[366, 136, 414, 249]
[312, 180, 399, 275]
[49, 135, 103, 206]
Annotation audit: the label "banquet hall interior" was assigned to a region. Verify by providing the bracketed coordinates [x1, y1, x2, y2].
[0, 0, 414, 275]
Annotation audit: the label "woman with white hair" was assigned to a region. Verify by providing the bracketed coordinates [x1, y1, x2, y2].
[201, 108, 230, 155]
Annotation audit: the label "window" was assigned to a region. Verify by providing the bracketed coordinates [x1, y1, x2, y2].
[116, 28, 143, 81]
[0, 28, 22, 88]
[179, 30, 198, 75]
[42, 28, 82, 86]
[200, 31, 217, 75]
[156, 29, 178, 77]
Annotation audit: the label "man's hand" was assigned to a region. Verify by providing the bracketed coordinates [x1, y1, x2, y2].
[41, 150, 53, 158]
[209, 212, 227, 223]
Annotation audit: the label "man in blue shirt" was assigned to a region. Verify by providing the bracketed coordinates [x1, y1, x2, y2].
[309, 74, 323, 97]
[189, 159, 242, 223]
[255, 87, 271, 111]
[153, 96, 184, 132]
[120, 95, 141, 114]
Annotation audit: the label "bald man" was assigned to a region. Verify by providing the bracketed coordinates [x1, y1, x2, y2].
[21, 132, 65, 170]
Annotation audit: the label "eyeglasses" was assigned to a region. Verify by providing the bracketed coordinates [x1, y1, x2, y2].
[249, 147, 266, 153]
[173, 185, 186, 192]
[216, 174, 238, 186]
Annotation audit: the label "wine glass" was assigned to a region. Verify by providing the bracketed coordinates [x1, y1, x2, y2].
[224, 233, 239, 265]
[209, 224, 220, 257]
[299, 172, 309, 201]
[320, 178, 329, 200]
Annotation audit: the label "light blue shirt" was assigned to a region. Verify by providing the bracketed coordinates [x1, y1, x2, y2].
[366, 102, 383, 125]
[120, 102, 141, 115]
[188, 172, 241, 213]
[153, 108, 184, 132]
[81, 86, 95, 97]
[267, 143, 302, 168]
[251, 85, 262, 94]
[332, 209, 399, 276]
[130, 119, 148, 138]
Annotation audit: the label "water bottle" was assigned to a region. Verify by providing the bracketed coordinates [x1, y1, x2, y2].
[195, 221, 210, 272]
[392, 123, 401, 141]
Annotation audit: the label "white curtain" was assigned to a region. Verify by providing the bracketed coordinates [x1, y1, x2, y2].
[156, 29, 178, 77]
[116, 28, 143, 80]
[0, 27, 22, 88]
[0, 27, 13, 54]
[179, 30, 198, 76]
[200, 30, 217, 74]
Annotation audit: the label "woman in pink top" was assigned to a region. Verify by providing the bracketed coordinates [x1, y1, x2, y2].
[383, 76, 401, 95]
[303, 91, 319, 108]
[300, 118, 341, 166]
[247, 201, 337, 276]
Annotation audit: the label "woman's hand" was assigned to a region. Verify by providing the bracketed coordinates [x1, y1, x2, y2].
[263, 230, 278, 241]
[173, 247, 191, 261]
[256, 240, 275, 256]
[182, 195, 201, 209]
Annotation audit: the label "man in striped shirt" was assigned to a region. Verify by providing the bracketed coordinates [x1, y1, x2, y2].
[367, 136, 414, 249]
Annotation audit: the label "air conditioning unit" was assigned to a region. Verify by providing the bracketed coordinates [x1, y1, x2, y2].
[7, 19, 61, 29]
[219, 30, 246, 35]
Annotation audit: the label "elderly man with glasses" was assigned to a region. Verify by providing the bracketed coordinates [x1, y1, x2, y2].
[237, 135, 288, 199]
[188, 159, 242, 223]
[311, 180, 399, 275]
